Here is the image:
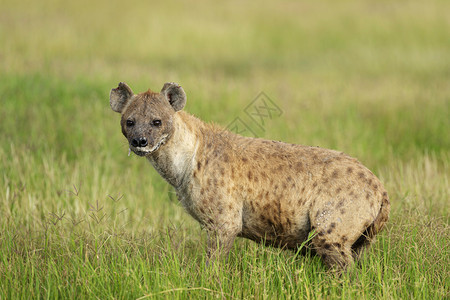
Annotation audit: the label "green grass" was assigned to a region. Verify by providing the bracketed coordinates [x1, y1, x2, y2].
[0, 0, 449, 298]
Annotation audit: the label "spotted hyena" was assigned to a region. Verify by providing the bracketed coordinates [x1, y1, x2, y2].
[110, 82, 390, 270]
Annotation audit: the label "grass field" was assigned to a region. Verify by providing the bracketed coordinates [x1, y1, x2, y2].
[1, 0, 449, 298]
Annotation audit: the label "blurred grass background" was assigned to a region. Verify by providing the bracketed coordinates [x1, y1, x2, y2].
[0, 0, 449, 298]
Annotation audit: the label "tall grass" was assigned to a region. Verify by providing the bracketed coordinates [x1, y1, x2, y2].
[1, 0, 449, 298]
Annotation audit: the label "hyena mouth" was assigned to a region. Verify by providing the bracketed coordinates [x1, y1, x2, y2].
[129, 134, 169, 157]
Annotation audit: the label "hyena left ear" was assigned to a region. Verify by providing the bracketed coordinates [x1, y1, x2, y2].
[110, 82, 134, 113]
[160, 82, 186, 112]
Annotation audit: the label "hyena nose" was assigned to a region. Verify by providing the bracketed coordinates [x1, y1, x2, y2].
[131, 137, 148, 147]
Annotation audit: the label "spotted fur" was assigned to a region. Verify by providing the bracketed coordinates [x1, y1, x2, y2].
[110, 82, 390, 270]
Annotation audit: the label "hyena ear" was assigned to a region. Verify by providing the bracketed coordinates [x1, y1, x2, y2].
[110, 82, 134, 113]
[160, 82, 186, 111]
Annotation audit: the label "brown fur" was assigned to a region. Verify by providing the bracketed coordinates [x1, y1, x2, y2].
[110, 82, 390, 270]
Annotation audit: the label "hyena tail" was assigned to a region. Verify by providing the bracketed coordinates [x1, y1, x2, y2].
[352, 192, 390, 258]
[370, 193, 390, 236]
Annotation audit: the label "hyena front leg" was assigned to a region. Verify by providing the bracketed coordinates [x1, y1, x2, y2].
[206, 229, 238, 266]
[205, 214, 242, 266]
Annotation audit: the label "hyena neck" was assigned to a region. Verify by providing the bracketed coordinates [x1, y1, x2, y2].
[146, 111, 202, 189]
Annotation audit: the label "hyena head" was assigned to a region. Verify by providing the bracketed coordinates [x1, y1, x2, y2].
[109, 82, 186, 156]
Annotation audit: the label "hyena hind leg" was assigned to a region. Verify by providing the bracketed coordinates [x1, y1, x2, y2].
[312, 236, 355, 271]
[351, 226, 376, 261]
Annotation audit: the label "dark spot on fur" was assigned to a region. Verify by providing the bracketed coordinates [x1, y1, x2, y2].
[247, 187, 253, 194]
[340, 209, 345, 214]
[383, 191, 388, 198]
[205, 158, 209, 166]
[242, 157, 248, 163]
[200, 188, 205, 195]
[199, 207, 205, 214]
[268, 219, 276, 229]
[296, 162, 304, 172]
[301, 187, 306, 193]
[312, 182, 318, 188]
[341, 236, 348, 242]
[282, 182, 287, 189]
[318, 231, 324, 236]
[220, 168, 225, 176]
[324, 243, 331, 250]
[332, 169, 339, 178]
[366, 193, 370, 200]
[373, 184, 378, 190]
[193, 170, 197, 178]
[316, 238, 326, 246]
[340, 251, 345, 256]
[287, 176, 292, 182]
[223, 154, 229, 163]
[337, 199, 345, 208]
[286, 218, 291, 226]
[197, 161, 202, 171]
[331, 223, 336, 228]
[327, 228, 333, 234]
[347, 167, 353, 174]
[260, 215, 266, 222]
[358, 172, 365, 179]
[277, 165, 283, 172]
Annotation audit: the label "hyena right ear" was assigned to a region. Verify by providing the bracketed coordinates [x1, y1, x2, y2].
[110, 82, 134, 113]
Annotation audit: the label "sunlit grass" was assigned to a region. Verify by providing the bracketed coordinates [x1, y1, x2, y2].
[0, 0, 449, 298]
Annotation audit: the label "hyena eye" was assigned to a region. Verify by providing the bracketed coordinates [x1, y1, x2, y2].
[126, 119, 135, 127]
[152, 120, 162, 126]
